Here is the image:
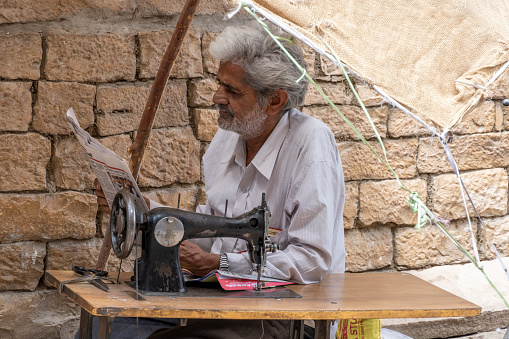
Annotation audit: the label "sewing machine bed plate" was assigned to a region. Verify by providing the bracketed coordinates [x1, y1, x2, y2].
[128, 280, 301, 298]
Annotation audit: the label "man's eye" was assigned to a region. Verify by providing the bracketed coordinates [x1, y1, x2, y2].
[216, 80, 240, 95]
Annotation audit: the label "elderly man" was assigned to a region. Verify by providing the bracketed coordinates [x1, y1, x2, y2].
[94, 22, 345, 339]
[176, 23, 345, 284]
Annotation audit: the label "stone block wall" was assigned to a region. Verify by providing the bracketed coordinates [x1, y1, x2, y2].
[0, 1, 508, 337]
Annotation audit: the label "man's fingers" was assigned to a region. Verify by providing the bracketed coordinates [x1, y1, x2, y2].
[93, 178, 111, 213]
[96, 196, 111, 213]
[95, 189, 107, 199]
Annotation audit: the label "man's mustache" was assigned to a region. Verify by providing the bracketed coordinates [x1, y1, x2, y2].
[217, 104, 234, 117]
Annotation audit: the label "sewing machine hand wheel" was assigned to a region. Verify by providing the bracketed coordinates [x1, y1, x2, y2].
[110, 190, 136, 259]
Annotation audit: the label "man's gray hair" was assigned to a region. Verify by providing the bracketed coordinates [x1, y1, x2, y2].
[210, 23, 309, 112]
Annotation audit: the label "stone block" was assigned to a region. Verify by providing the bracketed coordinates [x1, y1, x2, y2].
[0, 192, 96, 243]
[54, 133, 131, 191]
[138, 128, 201, 187]
[200, 142, 209, 183]
[0, 290, 80, 339]
[492, 68, 509, 100]
[0, 133, 51, 191]
[53, 136, 95, 190]
[96, 81, 188, 136]
[99, 134, 132, 160]
[0, 33, 41, 79]
[54, 132, 132, 192]
[0, 81, 32, 132]
[46, 238, 104, 271]
[197, 186, 207, 206]
[343, 182, 358, 230]
[45, 33, 135, 82]
[188, 78, 216, 107]
[303, 105, 388, 140]
[495, 101, 504, 131]
[417, 132, 509, 174]
[301, 44, 316, 77]
[0, 242, 45, 291]
[46, 237, 136, 272]
[195, 108, 219, 142]
[338, 139, 418, 181]
[388, 107, 438, 138]
[353, 81, 385, 107]
[33, 81, 95, 135]
[139, 28, 202, 79]
[505, 105, 509, 133]
[359, 179, 427, 226]
[0, 0, 134, 24]
[202, 32, 220, 75]
[320, 54, 343, 76]
[136, 0, 231, 15]
[453, 100, 495, 135]
[432, 168, 508, 220]
[344, 227, 393, 272]
[303, 81, 354, 106]
[482, 215, 509, 259]
[53, 134, 131, 191]
[144, 187, 199, 211]
[394, 220, 475, 269]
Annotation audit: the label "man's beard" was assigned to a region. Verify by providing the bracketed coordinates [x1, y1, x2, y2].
[217, 104, 267, 140]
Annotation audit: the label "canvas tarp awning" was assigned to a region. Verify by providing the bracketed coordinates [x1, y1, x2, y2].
[226, 0, 509, 131]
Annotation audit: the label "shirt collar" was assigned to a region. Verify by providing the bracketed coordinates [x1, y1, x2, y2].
[219, 110, 292, 179]
[250, 110, 291, 180]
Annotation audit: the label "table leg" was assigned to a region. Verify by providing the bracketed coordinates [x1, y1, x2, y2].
[98, 316, 114, 339]
[79, 308, 93, 339]
[314, 320, 331, 339]
[290, 320, 304, 339]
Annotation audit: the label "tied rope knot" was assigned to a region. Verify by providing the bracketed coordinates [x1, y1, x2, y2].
[407, 191, 428, 231]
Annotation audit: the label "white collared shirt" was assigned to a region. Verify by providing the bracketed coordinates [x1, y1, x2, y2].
[197, 108, 345, 284]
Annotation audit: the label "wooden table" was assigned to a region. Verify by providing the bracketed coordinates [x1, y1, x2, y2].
[46, 270, 480, 339]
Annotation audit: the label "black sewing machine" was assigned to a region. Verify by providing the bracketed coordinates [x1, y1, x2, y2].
[108, 190, 278, 294]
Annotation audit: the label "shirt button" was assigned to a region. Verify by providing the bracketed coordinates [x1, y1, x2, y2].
[241, 187, 247, 193]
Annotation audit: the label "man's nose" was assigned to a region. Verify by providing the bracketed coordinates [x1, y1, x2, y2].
[213, 87, 229, 105]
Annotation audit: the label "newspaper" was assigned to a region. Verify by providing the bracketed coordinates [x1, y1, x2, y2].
[65, 108, 148, 214]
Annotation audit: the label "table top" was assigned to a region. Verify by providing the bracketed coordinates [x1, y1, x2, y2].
[46, 270, 480, 320]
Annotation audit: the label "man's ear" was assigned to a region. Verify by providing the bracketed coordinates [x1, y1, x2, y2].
[266, 89, 289, 116]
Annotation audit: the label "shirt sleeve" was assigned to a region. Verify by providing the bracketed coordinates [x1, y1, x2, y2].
[227, 158, 345, 284]
[148, 198, 165, 210]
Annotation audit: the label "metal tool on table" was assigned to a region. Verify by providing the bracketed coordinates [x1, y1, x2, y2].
[109, 190, 280, 294]
[58, 266, 114, 293]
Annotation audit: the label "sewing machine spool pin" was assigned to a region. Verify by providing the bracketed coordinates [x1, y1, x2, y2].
[109, 191, 277, 294]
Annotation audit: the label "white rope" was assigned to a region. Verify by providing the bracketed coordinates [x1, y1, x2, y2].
[440, 132, 509, 280]
[226, 0, 509, 282]
[372, 85, 441, 138]
[225, 0, 252, 19]
[229, 2, 341, 70]
[487, 60, 509, 88]
[455, 60, 509, 90]
[439, 131, 481, 268]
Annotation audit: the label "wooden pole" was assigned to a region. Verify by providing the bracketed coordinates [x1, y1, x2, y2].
[95, 0, 202, 270]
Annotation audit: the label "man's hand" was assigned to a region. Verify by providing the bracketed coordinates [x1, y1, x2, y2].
[94, 178, 111, 214]
[179, 240, 220, 277]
